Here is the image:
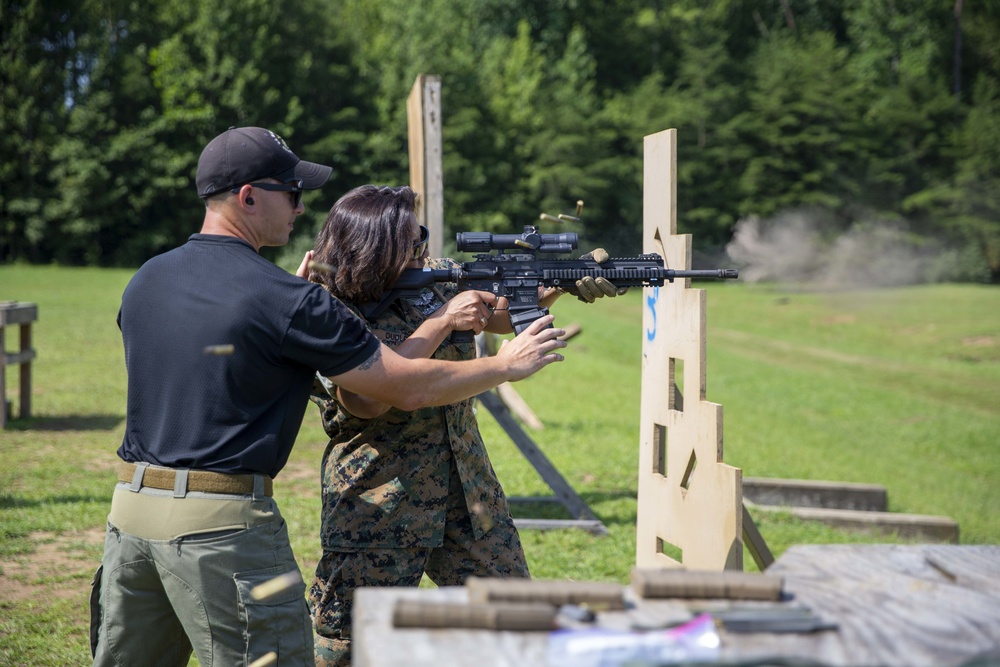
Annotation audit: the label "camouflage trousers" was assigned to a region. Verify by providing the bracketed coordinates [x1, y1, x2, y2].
[309, 481, 528, 666]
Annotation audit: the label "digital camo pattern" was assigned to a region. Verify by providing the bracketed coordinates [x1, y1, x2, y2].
[309, 257, 528, 666]
[309, 257, 519, 549]
[309, 456, 528, 667]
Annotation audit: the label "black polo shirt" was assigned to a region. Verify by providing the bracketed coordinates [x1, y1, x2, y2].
[117, 234, 380, 478]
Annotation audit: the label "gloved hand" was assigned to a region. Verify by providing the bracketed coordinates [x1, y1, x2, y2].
[567, 248, 629, 303]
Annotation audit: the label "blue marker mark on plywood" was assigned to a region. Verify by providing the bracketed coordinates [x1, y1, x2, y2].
[646, 286, 659, 342]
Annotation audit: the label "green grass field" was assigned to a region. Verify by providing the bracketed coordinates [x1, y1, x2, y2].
[1, 265, 998, 665]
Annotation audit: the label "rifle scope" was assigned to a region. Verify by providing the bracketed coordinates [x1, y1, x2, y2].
[456, 229, 578, 254]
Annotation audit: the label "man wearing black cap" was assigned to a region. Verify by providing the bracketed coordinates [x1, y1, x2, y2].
[90, 127, 567, 667]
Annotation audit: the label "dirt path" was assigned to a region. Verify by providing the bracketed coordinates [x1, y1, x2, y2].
[0, 527, 105, 604]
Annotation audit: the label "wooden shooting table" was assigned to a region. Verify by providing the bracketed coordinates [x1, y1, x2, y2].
[352, 544, 1000, 666]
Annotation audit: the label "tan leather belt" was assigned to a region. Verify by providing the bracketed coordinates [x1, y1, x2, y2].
[117, 461, 273, 497]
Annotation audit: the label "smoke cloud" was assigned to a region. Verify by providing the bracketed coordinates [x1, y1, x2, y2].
[724, 210, 953, 289]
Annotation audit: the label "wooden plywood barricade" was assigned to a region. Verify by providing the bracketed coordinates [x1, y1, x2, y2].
[635, 129, 743, 571]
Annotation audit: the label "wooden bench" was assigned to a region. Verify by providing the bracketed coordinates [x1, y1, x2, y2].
[743, 477, 960, 542]
[1, 301, 37, 427]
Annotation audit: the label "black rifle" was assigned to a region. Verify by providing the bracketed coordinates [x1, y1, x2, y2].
[359, 225, 738, 342]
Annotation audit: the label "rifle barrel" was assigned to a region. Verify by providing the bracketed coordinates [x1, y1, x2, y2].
[673, 269, 740, 279]
[542, 266, 739, 285]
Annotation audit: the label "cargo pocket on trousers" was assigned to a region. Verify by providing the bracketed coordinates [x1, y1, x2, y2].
[234, 566, 311, 662]
[89, 565, 103, 658]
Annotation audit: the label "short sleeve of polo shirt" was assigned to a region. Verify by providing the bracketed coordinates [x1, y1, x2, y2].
[284, 285, 381, 377]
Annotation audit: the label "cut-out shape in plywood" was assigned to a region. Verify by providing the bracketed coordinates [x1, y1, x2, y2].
[635, 129, 743, 572]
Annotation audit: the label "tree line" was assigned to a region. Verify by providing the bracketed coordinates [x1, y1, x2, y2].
[2, 0, 998, 282]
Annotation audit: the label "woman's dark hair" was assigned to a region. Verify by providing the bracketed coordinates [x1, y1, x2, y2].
[309, 185, 417, 304]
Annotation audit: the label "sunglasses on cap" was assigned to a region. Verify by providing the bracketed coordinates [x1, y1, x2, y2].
[232, 180, 304, 208]
[412, 225, 429, 260]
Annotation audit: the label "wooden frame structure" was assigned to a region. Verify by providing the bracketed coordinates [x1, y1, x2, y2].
[476, 390, 607, 535]
[1, 302, 37, 428]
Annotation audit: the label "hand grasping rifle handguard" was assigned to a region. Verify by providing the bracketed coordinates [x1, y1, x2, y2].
[359, 223, 738, 342]
[563, 247, 630, 302]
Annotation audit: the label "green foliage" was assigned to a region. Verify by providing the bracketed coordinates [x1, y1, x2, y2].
[1, 0, 84, 262]
[1, 0, 999, 280]
[727, 32, 863, 216]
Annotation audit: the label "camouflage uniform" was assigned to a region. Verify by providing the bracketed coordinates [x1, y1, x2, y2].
[309, 258, 529, 667]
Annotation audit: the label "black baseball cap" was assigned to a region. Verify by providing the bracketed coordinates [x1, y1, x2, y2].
[196, 126, 332, 198]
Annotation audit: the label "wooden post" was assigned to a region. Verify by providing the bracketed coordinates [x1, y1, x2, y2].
[635, 130, 743, 571]
[406, 74, 444, 259]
